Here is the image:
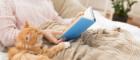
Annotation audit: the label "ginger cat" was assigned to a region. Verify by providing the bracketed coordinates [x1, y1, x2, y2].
[8, 21, 70, 60]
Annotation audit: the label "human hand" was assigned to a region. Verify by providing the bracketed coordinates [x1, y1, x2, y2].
[42, 30, 64, 44]
[71, 12, 84, 24]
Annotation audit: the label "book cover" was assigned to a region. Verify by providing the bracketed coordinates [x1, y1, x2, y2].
[61, 7, 96, 41]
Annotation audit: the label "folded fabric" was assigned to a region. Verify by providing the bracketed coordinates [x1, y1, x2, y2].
[53, 28, 140, 60]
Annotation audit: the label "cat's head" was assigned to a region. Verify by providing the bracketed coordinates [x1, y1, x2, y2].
[16, 21, 43, 49]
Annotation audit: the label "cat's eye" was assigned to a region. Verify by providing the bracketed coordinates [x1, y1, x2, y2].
[26, 34, 31, 41]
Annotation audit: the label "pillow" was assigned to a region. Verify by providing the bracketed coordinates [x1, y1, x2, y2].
[80, 0, 108, 11]
[52, 0, 86, 18]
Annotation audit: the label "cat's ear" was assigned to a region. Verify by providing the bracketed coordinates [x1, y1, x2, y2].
[24, 21, 30, 28]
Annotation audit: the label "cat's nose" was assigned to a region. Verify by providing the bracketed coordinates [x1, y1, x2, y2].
[40, 46, 43, 49]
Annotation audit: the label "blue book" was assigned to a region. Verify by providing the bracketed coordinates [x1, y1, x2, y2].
[61, 7, 96, 41]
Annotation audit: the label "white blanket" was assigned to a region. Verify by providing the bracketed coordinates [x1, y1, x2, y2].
[88, 10, 140, 46]
[54, 28, 140, 60]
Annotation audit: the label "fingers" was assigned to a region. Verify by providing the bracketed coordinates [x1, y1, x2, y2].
[43, 30, 63, 44]
[51, 31, 64, 35]
[44, 32, 58, 44]
[77, 12, 84, 16]
[71, 12, 84, 24]
[57, 39, 63, 43]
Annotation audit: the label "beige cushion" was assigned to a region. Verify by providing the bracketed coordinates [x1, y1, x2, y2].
[52, 0, 86, 18]
[80, 0, 110, 11]
[52, 0, 110, 18]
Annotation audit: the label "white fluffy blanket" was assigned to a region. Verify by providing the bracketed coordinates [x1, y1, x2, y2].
[89, 10, 140, 46]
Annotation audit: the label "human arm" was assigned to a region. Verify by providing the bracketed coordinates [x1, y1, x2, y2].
[0, 0, 20, 47]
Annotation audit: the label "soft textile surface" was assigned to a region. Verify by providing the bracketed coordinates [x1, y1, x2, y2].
[89, 10, 140, 46]
[52, 0, 109, 18]
[39, 20, 140, 60]
[52, 0, 86, 18]
[0, 52, 7, 60]
[1, 20, 140, 60]
[52, 28, 140, 60]
[0, 10, 140, 60]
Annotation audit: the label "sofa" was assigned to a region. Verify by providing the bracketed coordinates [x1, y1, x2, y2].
[52, 0, 111, 18]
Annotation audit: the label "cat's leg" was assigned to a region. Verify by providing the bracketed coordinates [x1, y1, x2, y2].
[44, 42, 70, 58]
[8, 47, 19, 60]
[43, 44, 64, 58]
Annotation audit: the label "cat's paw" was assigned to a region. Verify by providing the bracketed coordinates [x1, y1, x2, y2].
[63, 42, 71, 48]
